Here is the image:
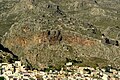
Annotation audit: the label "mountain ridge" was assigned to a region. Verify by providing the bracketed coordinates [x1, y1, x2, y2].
[0, 0, 120, 69]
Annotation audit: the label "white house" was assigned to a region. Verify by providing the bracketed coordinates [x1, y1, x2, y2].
[7, 64, 13, 71]
[66, 62, 72, 66]
[15, 61, 21, 67]
[6, 70, 12, 76]
[2, 63, 8, 71]
[102, 73, 108, 80]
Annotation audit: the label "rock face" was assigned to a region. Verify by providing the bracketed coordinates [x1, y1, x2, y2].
[0, 0, 120, 69]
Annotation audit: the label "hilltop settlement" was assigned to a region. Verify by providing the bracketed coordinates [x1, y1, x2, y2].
[0, 61, 120, 80]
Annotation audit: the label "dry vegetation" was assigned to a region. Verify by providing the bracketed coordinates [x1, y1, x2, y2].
[0, 0, 120, 69]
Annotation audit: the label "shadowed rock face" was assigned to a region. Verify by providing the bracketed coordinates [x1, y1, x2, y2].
[47, 30, 62, 44]
[0, 44, 18, 58]
[0, 0, 120, 69]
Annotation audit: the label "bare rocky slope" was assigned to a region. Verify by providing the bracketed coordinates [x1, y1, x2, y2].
[0, 0, 120, 69]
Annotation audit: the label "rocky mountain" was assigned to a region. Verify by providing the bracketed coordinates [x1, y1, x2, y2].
[0, 0, 120, 69]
